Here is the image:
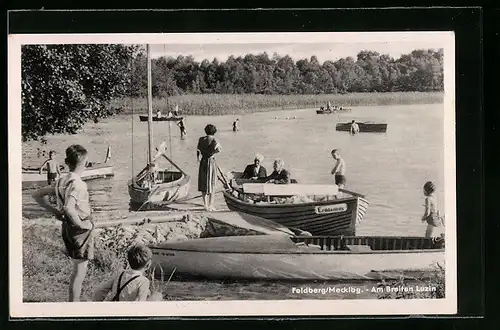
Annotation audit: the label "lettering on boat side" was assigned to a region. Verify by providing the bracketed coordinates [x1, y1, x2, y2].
[314, 204, 348, 214]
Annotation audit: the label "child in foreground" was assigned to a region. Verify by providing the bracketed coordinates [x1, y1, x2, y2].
[93, 244, 163, 301]
[421, 181, 444, 238]
[33, 144, 95, 302]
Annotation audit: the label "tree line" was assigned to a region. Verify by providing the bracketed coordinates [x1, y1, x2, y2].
[21, 44, 443, 141]
[131, 48, 443, 97]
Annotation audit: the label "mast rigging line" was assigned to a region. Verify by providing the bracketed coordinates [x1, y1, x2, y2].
[163, 43, 173, 170]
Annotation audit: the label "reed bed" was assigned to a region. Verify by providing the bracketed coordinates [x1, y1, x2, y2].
[108, 92, 444, 116]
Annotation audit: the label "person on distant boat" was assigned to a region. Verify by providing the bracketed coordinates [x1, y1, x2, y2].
[265, 159, 291, 184]
[242, 154, 267, 180]
[232, 119, 239, 132]
[173, 104, 180, 117]
[156, 110, 162, 119]
[350, 120, 360, 135]
[421, 181, 444, 238]
[326, 101, 332, 111]
[39, 150, 61, 185]
[167, 111, 173, 118]
[177, 118, 187, 139]
[197, 124, 222, 211]
[330, 149, 346, 186]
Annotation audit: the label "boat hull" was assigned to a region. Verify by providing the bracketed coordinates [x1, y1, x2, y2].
[139, 115, 183, 122]
[336, 122, 387, 133]
[222, 190, 369, 236]
[151, 235, 445, 281]
[128, 171, 191, 206]
[316, 109, 351, 114]
[22, 164, 114, 189]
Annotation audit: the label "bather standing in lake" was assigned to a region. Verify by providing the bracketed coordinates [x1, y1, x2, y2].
[197, 124, 222, 211]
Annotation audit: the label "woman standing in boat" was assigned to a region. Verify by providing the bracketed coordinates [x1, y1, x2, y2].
[197, 124, 222, 211]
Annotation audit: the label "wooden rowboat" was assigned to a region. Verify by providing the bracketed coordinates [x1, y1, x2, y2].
[139, 115, 183, 122]
[336, 122, 387, 133]
[222, 172, 369, 236]
[128, 167, 191, 207]
[316, 108, 351, 114]
[150, 234, 445, 281]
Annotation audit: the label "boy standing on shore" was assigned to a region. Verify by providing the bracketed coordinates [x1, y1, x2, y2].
[33, 145, 95, 302]
[40, 150, 61, 185]
[93, 244, 163, 301]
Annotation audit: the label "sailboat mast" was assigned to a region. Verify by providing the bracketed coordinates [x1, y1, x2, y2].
[146, 44, 153, 165]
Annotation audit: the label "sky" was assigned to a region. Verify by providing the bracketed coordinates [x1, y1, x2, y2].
[149, 42, 444, 64]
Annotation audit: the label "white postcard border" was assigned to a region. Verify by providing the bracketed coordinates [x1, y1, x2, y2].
[9, 32, 457, 317]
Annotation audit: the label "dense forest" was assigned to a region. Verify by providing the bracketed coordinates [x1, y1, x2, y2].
[131, 49, 444, 97]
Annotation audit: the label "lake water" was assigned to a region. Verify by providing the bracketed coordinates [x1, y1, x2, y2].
[22, 103, 445, 300]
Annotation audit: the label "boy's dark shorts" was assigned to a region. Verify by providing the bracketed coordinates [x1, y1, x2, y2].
[335, 174, 346, 185]
[47, 173, 57, 185]
[61, 217, 95, 261]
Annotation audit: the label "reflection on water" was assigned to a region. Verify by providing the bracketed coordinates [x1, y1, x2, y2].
[22, 103, 445, 300]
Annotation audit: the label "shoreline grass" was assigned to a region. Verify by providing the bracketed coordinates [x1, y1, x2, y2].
[108, 92, 444, 116]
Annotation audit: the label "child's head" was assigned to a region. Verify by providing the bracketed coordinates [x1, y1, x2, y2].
[65, 145, 88, 171]
[331, 149, 339, 159]
[423, 181, 436, 196]
[49, 150, 56, 158]
[127, 244, 153, 271]
[204, 124, 217, 136]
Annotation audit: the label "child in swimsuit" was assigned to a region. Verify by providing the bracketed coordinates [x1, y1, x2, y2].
[421, 181, 444, 238]
[40, 150, 61, 185]
[33, 144, 95, 302]
[93, 244, 162, 301]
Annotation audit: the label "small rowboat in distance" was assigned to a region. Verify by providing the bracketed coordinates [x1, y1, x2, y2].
[150, 234, 445, 281]
[316, 108, 351, 114]
[139, 115, 183, 122]
[222, 172, 369, 236]
[336, 122, 388, 133]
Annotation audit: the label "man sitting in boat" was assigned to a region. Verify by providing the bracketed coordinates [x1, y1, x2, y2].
[242, 154, 267, 180]
[156, 110, 162, 118]
[265, 159, 291, 184]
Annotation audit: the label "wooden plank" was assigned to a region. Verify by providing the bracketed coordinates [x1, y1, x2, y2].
[242, 183, 339, 196]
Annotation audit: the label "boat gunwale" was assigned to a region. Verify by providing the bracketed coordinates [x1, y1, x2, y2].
[128, 171, 191, 193]
[222, 189, 360, 209]
[150, 246, 445, 255]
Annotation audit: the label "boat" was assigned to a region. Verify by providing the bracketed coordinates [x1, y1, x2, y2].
[22, 146, 114, 189]
[128, 44, 190, 210]
[139, 115, 183, 122]
[221, 172, 369, 236]
[316, 107, 351, 114]
[336, 122, 388, 133]
[150, 234, 445, 281]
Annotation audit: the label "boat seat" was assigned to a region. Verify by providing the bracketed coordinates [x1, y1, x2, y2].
[344, 245, 372, 252]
